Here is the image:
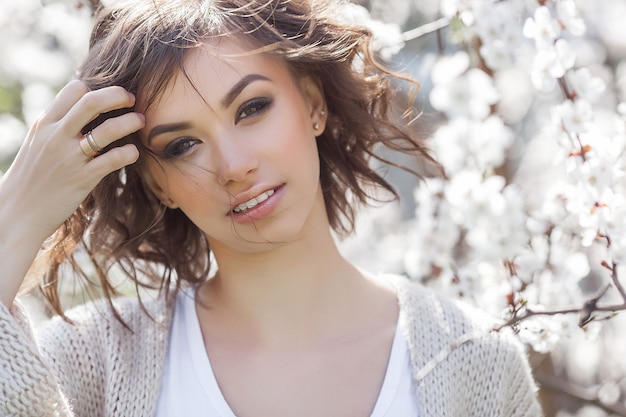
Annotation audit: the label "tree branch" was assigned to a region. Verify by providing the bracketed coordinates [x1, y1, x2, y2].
[494, 284, 625, 331]
[607, 261, 626, 303]
[402, 17, 451, 42]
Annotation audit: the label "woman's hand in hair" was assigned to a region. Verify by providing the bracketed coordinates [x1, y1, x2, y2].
[0, 80, 144, 308]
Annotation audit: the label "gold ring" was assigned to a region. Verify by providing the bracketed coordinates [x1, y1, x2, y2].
[86, 131, 101, 153]
[79, 131, 100, 158]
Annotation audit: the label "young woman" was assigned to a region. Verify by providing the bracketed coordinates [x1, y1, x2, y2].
[0, 0, 542, 415]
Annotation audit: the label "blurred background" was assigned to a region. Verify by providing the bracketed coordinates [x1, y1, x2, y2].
[3, 0, 626, 415]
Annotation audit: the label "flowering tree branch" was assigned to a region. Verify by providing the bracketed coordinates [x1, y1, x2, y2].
[378, 0, 626, 363]
[493, 284, 624, 332]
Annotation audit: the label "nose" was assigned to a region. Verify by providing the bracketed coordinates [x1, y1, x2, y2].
[213, 135, 259, 185]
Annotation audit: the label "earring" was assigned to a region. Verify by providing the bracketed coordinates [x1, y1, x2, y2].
[313, 122, 320, 130]
[162, 198, 175, 208]
[320, 109, 326, 117]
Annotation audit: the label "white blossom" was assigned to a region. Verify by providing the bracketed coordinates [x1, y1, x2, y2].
[568, 68, 606, 103]
[494, 67, 535, 124]
[474, 1, 527, 71]
[430, 51, 470, 86]
[523, 6, 561, 50]
[517, 315, 563, 353]
[369, 0, 411, 26]
[556, 0, 587, 37]
[443, 172, 528, 261]
[551, 99, 593, 134]
[335, 2, 404, 60]
[479, 40, 515, 72]
[531, 39, 577, 91]
[609, 235, 626, 264]
[439, 0, 478, 25]
[430, 57, 499, 120]
[431, 116, 513, 175]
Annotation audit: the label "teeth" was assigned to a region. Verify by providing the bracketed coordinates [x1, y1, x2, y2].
[233, 189, 275, 213]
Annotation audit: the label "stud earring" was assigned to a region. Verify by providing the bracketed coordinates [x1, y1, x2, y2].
[320, 109, 326, 117]
[313, 122, 320, 130]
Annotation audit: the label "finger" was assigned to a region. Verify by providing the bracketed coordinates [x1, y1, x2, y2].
[82, 111, 145, 153]
[41, 80, 90, 123]
[62, 86, 136, 136]
[86, 144, 140, 184]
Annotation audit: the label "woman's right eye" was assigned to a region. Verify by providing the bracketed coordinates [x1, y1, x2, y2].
[161, 137, 200, 159]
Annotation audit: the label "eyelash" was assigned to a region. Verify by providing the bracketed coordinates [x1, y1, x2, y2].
[161, 137, 200, 159]
[235, 97, 272, 123]
[159, 97, 272, 159]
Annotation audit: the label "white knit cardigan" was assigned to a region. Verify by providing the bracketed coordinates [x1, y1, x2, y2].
[0, 276, 543, 416]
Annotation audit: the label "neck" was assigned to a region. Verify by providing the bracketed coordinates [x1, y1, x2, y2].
[198, 225, 372, 345]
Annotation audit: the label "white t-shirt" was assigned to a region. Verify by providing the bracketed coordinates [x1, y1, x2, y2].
[155, 289, 420, 417]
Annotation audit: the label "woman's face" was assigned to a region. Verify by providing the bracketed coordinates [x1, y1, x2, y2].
[141, 40, 327, 254]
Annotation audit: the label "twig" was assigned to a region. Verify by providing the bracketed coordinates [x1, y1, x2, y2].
[493, 284, 626, 331]
[402, 17, 451, 42]
[557, 77, 575, 101]
[607, 261, 626, 303]
[578, 284, 611, 326]
[494, 307, 580, 332]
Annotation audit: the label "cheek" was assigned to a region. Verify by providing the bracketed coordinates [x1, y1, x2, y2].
[271, 109, 319, 163]
[144, 161, 208, 200]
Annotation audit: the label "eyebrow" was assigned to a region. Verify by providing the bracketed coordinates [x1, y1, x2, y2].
[147, 122, 192, 145]
[221, 73, 271, 108]
[147, 73, 271, 144]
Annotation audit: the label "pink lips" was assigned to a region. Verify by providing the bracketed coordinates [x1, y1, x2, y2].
[229, 184, 284, 225]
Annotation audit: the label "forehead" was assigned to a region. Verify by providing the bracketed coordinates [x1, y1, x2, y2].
[145, 39, 292, 114]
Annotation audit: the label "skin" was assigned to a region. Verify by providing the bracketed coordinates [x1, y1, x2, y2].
[1, 39, 400, 416]
[142, 42, 324, 254]
[144, 42, 401, 416]
[0, 82, 143, 307]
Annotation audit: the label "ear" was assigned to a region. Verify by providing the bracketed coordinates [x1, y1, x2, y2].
[142, 169, 179, 209]
[298, 75, 327, 137]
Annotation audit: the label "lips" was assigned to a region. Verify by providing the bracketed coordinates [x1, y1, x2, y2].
[228, 185, 283, 216]
[227, 184, 284, 225]
[232, 188, 275, 214]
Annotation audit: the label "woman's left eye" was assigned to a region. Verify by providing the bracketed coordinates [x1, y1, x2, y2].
[235, 97, 272, 123]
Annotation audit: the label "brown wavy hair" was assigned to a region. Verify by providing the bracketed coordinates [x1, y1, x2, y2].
[38, 0, 437, 321]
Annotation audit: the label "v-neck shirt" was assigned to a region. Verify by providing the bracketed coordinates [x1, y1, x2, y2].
[155, 289, 419, 416]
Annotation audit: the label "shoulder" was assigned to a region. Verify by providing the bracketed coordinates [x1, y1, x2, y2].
[394, 274, 527, 365]
[389, 274, 523, 358]
[36, 292, 174, 361]
[385, 275, 542, 416]
[387, 274, 497, 335]
[34, 293, 174, 412]
[37, 293, 172, 345]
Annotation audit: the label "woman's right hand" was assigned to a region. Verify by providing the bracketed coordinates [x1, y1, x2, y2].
[0, 80, 145, 307]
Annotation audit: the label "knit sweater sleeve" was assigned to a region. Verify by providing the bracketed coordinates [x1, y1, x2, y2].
[488, 329, 542, 417]
[35, 302, 111, 416]
[1, 296, 171, 417]
[446, 302, 542, 417]
[34, 296, 172, 417]
[395, 279, 543, 417]
[0, 301, 73, 416]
